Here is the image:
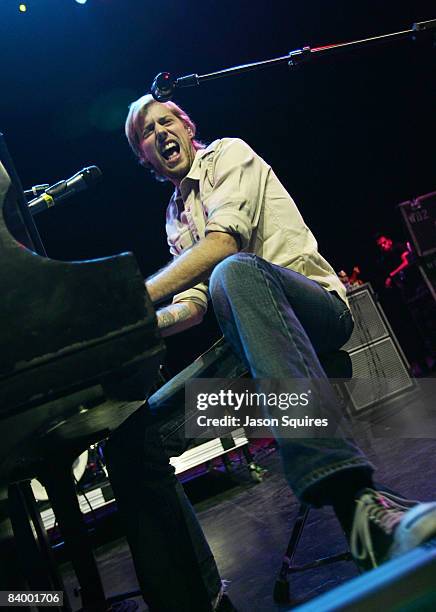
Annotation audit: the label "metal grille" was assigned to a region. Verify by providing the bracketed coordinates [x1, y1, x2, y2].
[342, 287, 389, 352]
[345, 337, 414, 413]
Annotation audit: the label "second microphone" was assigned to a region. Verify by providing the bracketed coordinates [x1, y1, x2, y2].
[27, 166, 102, 215]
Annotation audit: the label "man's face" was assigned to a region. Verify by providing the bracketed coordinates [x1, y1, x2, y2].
[138, 103, 196, 185]
[338, 271, 349, 284]
[377, 236, 393, 252]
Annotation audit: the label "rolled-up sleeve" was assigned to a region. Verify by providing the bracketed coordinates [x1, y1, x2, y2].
[172, 281, 209, 311]
[203, 139, 267, 250]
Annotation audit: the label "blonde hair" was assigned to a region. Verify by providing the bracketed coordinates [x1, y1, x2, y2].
[125, 94, 204, 176]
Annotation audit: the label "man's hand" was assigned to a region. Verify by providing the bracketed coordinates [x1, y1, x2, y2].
[156, 301, 204, 337]
[146, 231, 239, 304]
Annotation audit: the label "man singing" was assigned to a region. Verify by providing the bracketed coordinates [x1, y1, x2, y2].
[104, 94, 436, 612]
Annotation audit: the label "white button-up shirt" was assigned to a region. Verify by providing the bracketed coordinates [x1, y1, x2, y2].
[166, 138, 347, 310]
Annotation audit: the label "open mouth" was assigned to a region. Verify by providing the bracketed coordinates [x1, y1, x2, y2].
[161, 140, 181, 163]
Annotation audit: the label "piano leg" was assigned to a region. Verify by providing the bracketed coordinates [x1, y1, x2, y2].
[8, 482, 67, 610]
[40, 461, 109, 612]
[0, 485, 28, 589]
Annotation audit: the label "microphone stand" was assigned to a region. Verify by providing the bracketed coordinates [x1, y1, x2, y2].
[166, 20, 436, 94]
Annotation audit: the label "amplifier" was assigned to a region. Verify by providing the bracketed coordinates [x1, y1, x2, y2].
[419, 253, 436, 302]
[343, 284, 390, 352]
[399, 190, 436, 257]
[345, 337, 414, 413]
[342, 284, 415, 414]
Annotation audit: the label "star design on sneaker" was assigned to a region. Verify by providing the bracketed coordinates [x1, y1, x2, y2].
[350, 488, 436, 570]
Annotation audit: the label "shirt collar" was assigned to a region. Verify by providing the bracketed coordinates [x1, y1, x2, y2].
[181, 139, 219, 183]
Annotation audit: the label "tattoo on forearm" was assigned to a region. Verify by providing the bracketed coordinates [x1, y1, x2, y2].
[157, 303, 194, 330]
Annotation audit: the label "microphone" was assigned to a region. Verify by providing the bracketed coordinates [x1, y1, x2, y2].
[27, 166, 102, 215]
[150, 72, 200, 101]
[151, 72, 175, 102]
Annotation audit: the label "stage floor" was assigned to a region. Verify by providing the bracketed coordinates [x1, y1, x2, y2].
[60, 417, 436, 611]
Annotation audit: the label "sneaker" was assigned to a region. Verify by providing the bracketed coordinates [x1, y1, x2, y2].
[215, 594, 238, 611]
[212, 581, 237, 611]
[350, 488, 436, 570]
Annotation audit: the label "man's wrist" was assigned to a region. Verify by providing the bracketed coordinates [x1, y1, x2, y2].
[156, 302, 204, 337]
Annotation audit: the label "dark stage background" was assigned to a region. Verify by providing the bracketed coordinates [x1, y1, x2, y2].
[1, 0, 435, 374]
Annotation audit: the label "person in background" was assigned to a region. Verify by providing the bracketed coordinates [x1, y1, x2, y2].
[375, 233, 435, 373]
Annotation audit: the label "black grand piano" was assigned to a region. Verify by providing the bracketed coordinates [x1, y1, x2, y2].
[0, 133, 165, 610]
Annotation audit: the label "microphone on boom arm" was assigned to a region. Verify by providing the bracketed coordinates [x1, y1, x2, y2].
[27, 166, 102, 215]
[150, 72, 200, 102]
[151, 72, 175, 102]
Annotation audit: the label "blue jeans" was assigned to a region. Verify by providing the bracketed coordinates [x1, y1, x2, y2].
[105, 254, 372, 611]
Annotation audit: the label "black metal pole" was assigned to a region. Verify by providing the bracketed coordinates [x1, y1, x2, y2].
[173, 20, 436, 91]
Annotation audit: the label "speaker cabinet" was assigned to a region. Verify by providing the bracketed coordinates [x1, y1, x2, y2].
[342, 284, 415, 414]
[342, 287, 389, 352]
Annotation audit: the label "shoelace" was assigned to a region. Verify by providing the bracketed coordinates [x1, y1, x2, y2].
[212, 580, 231, 611]
[350, 489, 418, 568]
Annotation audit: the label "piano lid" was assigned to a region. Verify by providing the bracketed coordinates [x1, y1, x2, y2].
[0, 132, 46, 255]
[0, 133, 165, 415]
